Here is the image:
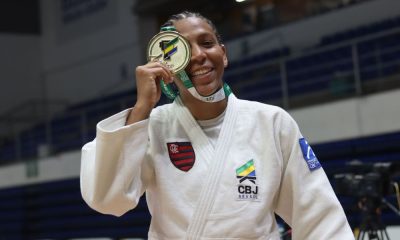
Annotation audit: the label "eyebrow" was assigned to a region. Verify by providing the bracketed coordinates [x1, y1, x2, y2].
[194, 31, 217, 40]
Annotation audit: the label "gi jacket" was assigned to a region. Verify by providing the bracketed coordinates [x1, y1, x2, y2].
[81, 94, 354, 240]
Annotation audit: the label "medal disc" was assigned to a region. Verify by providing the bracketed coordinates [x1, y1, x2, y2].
[147, 31, 191, 74]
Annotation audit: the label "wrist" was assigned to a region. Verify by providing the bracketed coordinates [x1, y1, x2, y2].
[125, 103, 152, 125]
[135, 101, 154, 115]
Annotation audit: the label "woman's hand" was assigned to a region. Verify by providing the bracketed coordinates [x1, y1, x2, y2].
[126, 61, 174, 124]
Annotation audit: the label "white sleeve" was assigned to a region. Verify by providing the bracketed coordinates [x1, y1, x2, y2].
[274, 111, 354, 240]
[80, 109, 154, 217]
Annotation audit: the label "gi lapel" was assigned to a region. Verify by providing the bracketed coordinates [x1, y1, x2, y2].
[173, 94, 240, 239]
[173, 97, 215, 167]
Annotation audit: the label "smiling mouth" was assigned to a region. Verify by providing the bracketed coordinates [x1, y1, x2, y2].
[190, 68, 213, 78]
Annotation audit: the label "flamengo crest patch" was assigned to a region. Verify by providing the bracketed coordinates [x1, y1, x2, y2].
[299, 138, 321, 171]
[236, 159, 259, 201]
[167, 142, 195, 172]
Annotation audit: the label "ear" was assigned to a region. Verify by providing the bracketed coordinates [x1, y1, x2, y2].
[221, 44, 228, 68]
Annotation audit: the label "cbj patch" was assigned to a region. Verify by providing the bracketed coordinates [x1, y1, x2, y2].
[236, 159, 260, 201]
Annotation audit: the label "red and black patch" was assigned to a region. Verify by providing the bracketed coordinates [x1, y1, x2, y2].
[167, 142, 195, 172]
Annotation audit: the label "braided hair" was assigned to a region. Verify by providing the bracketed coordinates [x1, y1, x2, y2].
[162, 11, 222, 44]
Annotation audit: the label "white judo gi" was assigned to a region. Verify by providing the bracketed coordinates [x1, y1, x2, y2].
[80, 94, 354, 240]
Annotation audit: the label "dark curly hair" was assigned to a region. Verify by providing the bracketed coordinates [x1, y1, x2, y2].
[162, 11, 222, 44]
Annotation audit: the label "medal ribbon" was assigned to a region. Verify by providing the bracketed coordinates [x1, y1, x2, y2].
[176, 71, 231, 102]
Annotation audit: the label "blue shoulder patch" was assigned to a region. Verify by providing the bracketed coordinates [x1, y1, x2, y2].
[299, 138, 321, 171]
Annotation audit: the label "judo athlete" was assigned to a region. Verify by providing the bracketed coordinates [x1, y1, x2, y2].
[80, 11, 355, 240]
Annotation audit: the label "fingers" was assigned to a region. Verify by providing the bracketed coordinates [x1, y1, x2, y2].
[134, 60, 176, 109]
[142, 61, 174, 83]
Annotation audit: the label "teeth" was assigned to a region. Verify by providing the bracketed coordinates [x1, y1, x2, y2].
[192, 68, 211, 76]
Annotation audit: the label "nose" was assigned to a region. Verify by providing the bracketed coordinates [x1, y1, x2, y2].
[190, 44, 206, 63]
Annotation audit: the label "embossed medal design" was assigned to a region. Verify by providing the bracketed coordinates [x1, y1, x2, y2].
[147, 31, 191, 74]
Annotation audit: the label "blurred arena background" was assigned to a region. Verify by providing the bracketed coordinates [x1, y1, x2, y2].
[1, 0, 400, 239]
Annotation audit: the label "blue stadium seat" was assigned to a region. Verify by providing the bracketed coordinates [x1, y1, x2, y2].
[0, 139, 17, 162]
[19, 123, 47, 159]
[0, 178, 151, 239]
[319, 16, 400, 47]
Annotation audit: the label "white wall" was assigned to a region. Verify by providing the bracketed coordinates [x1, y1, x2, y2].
[291, 88, 400, 143]
[0, 34, 41, 116]
[40, 0, 145, 106]
[226, 0, 400, 60]
[0, 150, 81, 188]
[0, 0, 153, 136]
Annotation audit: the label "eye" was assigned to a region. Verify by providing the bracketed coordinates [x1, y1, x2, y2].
[202, 40, 215, 48]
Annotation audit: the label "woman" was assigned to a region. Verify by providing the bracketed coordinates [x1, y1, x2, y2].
[81, 11, 354, 240]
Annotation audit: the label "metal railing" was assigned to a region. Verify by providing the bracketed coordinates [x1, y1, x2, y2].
[226, 27, 400, 108]
[0, 27, 399, 165]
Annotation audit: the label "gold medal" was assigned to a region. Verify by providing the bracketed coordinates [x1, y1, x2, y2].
[147, 31, 191, 74]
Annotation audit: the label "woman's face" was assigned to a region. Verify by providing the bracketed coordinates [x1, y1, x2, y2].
[173, 17, 228, 97]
